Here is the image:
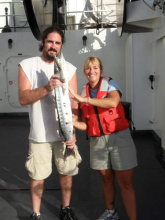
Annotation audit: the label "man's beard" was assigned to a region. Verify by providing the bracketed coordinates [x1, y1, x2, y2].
[44, 51, 55, 61]
[43, 48, 58, 61]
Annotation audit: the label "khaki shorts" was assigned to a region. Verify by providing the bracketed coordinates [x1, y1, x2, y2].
[90, 128, 138, 171]
[25, 141, 82, 180]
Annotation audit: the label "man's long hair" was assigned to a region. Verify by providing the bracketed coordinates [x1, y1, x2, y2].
[39, 26, 65, 52]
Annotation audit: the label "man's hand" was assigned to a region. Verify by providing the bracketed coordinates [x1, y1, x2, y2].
[64, 134, 76, 159]
[44, 75, 63, 92]
[65, 134, 76, 151]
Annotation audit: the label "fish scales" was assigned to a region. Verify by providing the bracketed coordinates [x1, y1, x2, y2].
[54, 55, 73, 143]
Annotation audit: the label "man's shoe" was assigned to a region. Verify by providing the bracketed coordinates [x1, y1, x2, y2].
[30, 213, 42, 220]
[97, 209, 119, 220]
[59, 206, 78, 220]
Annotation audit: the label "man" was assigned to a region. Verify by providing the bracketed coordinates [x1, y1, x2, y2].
[18, 26, 81, 220]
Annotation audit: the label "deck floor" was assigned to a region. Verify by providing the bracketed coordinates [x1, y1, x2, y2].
[0, 115, 165, 220]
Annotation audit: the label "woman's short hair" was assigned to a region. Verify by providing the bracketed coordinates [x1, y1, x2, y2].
[84, 56, 103, 73]
[39, 26, 65, 52]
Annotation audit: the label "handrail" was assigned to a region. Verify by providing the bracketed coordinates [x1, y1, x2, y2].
[0, 1, 22, 3]
[0, 0, 119, 31]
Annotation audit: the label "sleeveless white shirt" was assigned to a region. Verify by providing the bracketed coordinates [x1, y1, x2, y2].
[19, 56, 76, 142]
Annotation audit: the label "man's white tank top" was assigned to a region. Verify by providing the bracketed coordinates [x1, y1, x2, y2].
[19, 56, 76, 142]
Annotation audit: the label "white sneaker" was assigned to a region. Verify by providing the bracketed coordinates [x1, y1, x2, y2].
[97, 209, 119, 220]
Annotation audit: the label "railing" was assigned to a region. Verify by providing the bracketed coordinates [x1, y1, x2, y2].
[0, 0, 127, 33]
[0, 1, 29, 33]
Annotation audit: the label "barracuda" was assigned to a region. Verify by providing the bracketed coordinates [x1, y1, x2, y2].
[54, 55, 74, 157]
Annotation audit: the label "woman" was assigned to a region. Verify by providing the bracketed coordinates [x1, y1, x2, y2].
[70, 56, 138, 220]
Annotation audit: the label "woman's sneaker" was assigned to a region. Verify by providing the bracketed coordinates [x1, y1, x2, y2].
[97, 209, 119, 220]
[30, 213, 42, 220]
[59, 206, 78, 220]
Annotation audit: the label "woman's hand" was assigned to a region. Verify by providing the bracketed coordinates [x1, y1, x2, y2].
[72, 114, 87, 131]
[69, 87, 86, 103]
[72, 114, 77, 127]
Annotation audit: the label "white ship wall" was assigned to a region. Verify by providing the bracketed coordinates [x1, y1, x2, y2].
[0, 32, 39, 112]
[125, 0, 165, 149]
[125, 33, 153, 131]
[126, 31, 165, 150]
[151, 34, 165, 149]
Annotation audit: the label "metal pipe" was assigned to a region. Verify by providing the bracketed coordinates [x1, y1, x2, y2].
[0, 14, 28, 17]
[60, 10, 120, 14]
[101, 0, 103, 28]
[0, 20, 117, 29]
[11, 1, 16, 32]
[63, 0, 67, 28]
[0, 26, 29, 29]
[0, 2, 22, 4]
[36, 21, 117, 26]
[0, 10, 118, 17]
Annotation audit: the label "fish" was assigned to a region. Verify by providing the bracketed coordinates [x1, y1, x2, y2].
[54, 55, 74, 158]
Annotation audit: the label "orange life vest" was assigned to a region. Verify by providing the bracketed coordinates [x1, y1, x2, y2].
[80, 77, 129, 137]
